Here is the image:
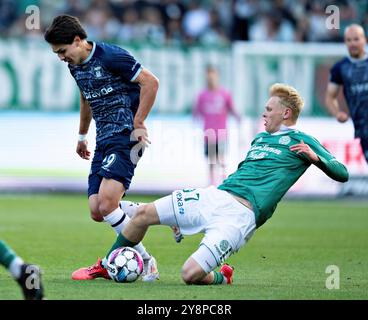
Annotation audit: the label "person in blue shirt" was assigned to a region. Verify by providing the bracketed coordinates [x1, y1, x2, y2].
[325, 24, 368, 163]
[44, 15, 159, 281]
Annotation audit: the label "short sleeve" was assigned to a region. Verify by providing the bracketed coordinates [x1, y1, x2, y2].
[329, 61, 343, 85]
[103, 46, 142, 82]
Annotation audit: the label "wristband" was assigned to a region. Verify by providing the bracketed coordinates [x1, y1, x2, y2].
[78, 134, 87, 142]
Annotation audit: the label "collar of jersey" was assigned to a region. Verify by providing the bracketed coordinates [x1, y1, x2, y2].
[81, 41, 96, 65]
[348, 53, 368, 63]
[270, 124, 297, 136]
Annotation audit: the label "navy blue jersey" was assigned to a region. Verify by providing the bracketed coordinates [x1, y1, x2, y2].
[329, 56, 368, 138]
[69, 42, 142, 143]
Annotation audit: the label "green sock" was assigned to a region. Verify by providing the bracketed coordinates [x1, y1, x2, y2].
[106, 234, 138, 259]
[211, 271, 226, 285]
[0, 240, 17, 269]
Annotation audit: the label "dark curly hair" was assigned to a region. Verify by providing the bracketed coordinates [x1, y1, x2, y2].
[44, 15, 87, 44]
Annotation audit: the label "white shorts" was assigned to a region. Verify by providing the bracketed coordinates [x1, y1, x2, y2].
[154, 186, 256, 272]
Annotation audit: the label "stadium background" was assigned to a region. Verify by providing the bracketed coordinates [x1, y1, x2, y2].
[0, 0, 367, 301]
[1, 0, 367, 196]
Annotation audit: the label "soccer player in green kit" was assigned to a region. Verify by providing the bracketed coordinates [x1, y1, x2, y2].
[77, 83, 349, 285]
[0, 240, 44, 299]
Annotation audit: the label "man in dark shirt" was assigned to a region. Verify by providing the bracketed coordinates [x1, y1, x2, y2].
[325, 24, 368, 163]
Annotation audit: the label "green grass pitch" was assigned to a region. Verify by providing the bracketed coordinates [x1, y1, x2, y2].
[0, 194, 367, 300]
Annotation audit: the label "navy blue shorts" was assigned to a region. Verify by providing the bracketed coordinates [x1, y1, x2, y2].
[88, 132, 143, 197]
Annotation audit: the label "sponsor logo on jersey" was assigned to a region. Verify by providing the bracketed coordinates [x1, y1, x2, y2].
[84, 85, 113, 99]
[175, 190, 185, 215]
[219, 240, 229, 251]
[279, 136, 291, 145]
[249, 144, 282, 155]
[350, 82, 368, 95]
[94, 66, 102, 78]
[214, 242, 233, 263]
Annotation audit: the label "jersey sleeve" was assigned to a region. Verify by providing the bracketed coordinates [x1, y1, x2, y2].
[329, 61, 343, 85]
[301, 135, 349, 182]
[102, 47, 142, 82]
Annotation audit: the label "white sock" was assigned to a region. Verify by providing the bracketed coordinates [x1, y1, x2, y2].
[103, 207, 151, 261]
[103, 207, 128, 235]
[119, 200, 143, 218]
[133, 243, 151, 261]
[9, 256, 24, 279]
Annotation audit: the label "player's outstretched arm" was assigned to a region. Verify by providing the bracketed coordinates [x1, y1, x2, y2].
[290, 140, 349, 182]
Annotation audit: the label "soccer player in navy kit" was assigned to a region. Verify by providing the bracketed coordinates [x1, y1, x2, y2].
[44, 15, 159, 281]
[325, 24, 368, 163]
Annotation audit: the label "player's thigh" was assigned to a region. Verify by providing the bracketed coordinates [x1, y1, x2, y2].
[197, 211, 256, 270]
[98, 133, 139, 191]
[187, 244, 219, 275]
[134, 203, 161, 226]
[88, 147, 103, 198]
[98, 178, 126, 204]
[155, 188, 210, 234]
[153, 195, 178, 227]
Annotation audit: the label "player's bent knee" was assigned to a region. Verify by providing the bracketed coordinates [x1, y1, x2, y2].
[181, 268, 201, 285]
[181, 264, 204, 285]
[90, 210, 103, 222]
[98, 199, 116, 216]
[133, 204, 158, 226]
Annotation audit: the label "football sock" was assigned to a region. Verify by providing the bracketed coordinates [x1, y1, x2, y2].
[211, 271, 227, 285]
[0, 240, 23, 279]
[104, 208, 151, 260]
[103, 207, 127, 235]
[133, 243, 151, 260]
[9, 257, 24, 279]
[119, 200, 141, 218]
[106, 234, 138, 259]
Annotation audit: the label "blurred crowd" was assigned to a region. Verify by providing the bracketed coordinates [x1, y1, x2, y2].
[1, 0, 367, 46]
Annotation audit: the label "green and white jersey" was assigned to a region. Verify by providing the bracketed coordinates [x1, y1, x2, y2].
[218, 128, 349, 228]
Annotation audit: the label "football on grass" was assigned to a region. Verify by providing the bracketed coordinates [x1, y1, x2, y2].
[106, 247, 144, 283]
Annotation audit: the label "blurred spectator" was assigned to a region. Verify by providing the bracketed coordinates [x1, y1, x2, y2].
[0, 0, 367, 45]
[166, 18, 184, 46]
[116, 6, 142, 43]
[231, 0, 258, 41]
[308, 1, 332, 41]
[0, 0, 17, 36]
[62, 0, 89, 17]
[199, 8, 229, 46]
[83, 4, 118, 40]
[182, 0, 210, 43]
[249, 11, 295, 42]
[141, 6, 166, 45]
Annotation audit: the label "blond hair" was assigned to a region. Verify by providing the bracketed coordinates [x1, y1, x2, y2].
[269, 83, 304, 121]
